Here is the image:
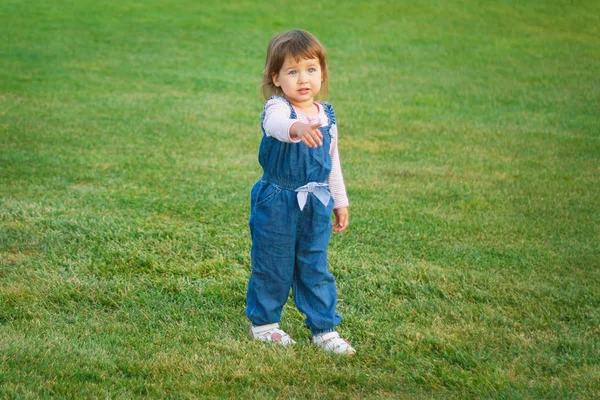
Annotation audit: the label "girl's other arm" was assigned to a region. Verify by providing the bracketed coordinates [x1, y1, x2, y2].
[328, 124, 349, 232]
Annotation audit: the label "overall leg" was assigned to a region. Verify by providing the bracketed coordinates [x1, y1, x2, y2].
[246, 184, 298, 326]
[292, 196, 342, 334]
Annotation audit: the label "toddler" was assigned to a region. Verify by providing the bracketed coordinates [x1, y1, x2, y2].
[246, 30, 355, 355]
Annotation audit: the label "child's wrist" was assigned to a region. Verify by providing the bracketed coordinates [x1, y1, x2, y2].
[289, 122, 303, 140]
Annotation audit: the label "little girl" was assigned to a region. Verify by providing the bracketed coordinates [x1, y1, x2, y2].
[246, 30, 355, 355]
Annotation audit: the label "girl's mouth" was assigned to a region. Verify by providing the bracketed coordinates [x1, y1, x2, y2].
[298, 88, 310, 94]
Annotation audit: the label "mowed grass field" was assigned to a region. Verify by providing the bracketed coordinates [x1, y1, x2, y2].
[1, 0, 599, 398]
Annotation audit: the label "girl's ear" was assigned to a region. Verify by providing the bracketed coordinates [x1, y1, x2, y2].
[272, 73, 280, 87]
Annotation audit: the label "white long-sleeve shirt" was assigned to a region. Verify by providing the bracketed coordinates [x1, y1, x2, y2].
[262, 98, 349, 209]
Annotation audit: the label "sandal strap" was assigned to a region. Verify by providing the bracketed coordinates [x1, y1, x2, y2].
[251, 323, 280, 334]
[318, 332, 341, 342]
[313, 331, 355, 354]
[250, 323, 296, 345]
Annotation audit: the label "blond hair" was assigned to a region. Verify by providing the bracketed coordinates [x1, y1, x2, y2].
[261, 30, 329, 100]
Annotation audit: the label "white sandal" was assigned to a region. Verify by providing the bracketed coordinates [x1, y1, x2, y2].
[249, 323, 296, 346]
[312, 332, 356, 355]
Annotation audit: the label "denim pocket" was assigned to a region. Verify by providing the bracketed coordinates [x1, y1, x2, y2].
[255, 181, 282, 206]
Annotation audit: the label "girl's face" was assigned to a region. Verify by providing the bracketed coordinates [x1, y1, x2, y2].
[272, 55, 322, 110]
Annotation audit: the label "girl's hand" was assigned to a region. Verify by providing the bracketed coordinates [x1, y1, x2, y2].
[333, 207, 349, 233]
[290, 122, 323, 148]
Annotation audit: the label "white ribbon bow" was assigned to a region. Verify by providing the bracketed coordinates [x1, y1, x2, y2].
[295, 182, 331, 211]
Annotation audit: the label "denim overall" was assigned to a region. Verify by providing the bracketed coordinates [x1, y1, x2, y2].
[246, 96, 342, 335]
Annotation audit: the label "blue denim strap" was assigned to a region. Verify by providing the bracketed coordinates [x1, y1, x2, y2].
[295, 182, 330, 211]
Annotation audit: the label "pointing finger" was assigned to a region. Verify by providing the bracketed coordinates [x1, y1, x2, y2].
[310, 123, 323, 138]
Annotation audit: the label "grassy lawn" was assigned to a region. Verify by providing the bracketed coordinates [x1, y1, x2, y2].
[1, 0, 599, 398]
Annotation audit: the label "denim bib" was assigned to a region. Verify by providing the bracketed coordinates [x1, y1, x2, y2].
[258, 96, 336, 191]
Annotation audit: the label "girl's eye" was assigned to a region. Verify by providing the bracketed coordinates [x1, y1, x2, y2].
[289, 70, 297, 75]
[308, 68, 315, 73]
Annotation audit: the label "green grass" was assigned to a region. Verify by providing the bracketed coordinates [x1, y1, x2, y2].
[1, 0, 599, 398]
